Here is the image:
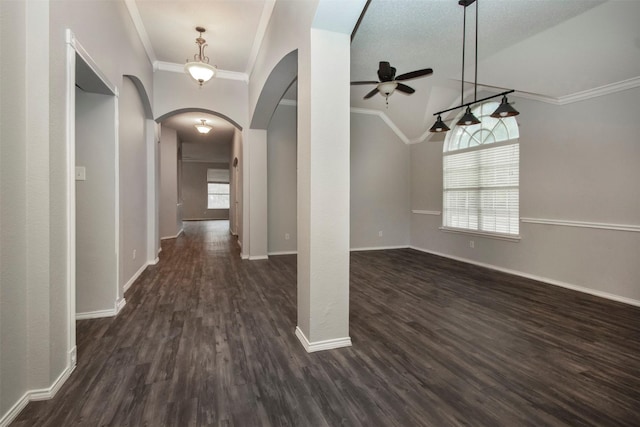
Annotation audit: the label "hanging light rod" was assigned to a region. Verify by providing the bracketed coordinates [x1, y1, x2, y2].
[433, 89, 514, 117]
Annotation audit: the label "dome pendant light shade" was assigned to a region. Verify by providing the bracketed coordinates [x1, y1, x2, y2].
[490, 95, 520, 118]
[457, 106, 481, 126]
[195, 119, 212, 134]
[185, 62, 217, 86]
[429, 115, 450, 133]
[185, 27, 217, 86]
[377, 81, 398, 97]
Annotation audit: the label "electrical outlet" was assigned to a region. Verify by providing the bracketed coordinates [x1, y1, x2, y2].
[75, 166, 86, 181]
[133, 249, 137, 259]
[469, 240, 475, 249]
[285, 233, 290, 240]
[378, 231, 383, 237]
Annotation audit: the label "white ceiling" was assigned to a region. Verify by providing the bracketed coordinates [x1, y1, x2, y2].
[129, 0, 640, 147]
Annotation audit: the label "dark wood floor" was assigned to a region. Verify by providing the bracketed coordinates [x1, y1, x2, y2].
[13, 220, 640, 426]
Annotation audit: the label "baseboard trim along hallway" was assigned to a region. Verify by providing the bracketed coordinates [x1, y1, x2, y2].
[295, 326, 352, 353]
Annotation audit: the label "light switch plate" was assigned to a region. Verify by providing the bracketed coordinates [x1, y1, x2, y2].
[75, 166, 86, 181]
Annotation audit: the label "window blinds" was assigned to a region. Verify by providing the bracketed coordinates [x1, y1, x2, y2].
[443, 142, 519, 235]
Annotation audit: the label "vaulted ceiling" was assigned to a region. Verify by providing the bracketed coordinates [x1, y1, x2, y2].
[128, 0, 640, 147]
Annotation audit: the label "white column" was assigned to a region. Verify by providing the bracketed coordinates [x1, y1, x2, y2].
[244, 129, 268, 260]
[295, 27, 352, 352]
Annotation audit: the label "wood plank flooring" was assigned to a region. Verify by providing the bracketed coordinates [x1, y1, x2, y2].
[13, 220, 640, 426]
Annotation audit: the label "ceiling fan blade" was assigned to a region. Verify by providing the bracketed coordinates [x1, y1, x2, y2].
[350, 81, 379, 85]
[363, 88, 379, 99]
[378, 61, 394, 81]
[396, 83, 415, 94]
[395, 68, 433, 81]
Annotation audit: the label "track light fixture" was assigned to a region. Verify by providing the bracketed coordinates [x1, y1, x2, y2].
[429, 0, 520, 133]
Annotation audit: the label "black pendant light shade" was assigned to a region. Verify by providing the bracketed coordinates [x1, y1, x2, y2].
[429, 115, 451, 133]
[457, 106, 481, 126]
[490, 95, 520, 118]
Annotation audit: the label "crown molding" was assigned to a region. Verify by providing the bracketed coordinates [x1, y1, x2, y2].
[154, 61, 249, 82]
[246, 0, 276, 78]
[123, 0, 157, 65]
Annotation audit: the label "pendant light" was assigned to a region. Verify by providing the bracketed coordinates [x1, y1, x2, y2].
[430, 0, 519, 133]
[184, 27, 217, 86]
[195, 119, 212, 134]
[490, 95, 520, 118]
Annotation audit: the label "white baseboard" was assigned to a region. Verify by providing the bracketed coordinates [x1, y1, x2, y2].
[295, 327, 352, 353]
[160, 228, 183, 240]
[350, 245, 409, 252]
[123, 261, 149, 293]
[249, 255, 269, 261]
[0, 363, 75, 427]
[409, 246, 640, 308]
[115, 298, 126, 314]
[183, 217, 229, 221]
[240, 252, 249, 260]
[268, 250, 297, 256]
[148, 257, 159, 265]
[76, 297, 127, 320]
[157, 247, 162, 256]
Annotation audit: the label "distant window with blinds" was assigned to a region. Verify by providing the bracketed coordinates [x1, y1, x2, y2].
[207, 168, 230, 209]
[442, 101, 520, 236]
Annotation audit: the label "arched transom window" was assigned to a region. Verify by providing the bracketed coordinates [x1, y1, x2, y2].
[442, 101, 520, 236]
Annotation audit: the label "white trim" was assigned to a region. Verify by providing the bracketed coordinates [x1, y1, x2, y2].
[268, 250, 298, 256]
[183, 217, 230, 221]
[295, 327, 352, 353]
[350, 245, 409, 252]
[439, 227, 521, 242]
[412, 210, 441, 216]
[123, 261, 149, 292]
[149, 257, 160, 265]
[160, 228, 183, 240]
[0, 364, 76, 426]
[246, 0, 276, 77]
[241, 253, 250, 260]
[278, 99, 297, 107]
[350, 107, 410, 144]
[249, 255, 269, 261]
[123, 0, 156, 65]
[157, 247, 162, 256]
[64, 30, 78, 385]
[520, 217, 640, 233]
[115, 297, 127, 314]
[0, 393, 30, 427]
[154, 61, 249, 82]
[30, 363, 75, 401]
[76, 308, 116, 320]
[409, 246, 640, 308]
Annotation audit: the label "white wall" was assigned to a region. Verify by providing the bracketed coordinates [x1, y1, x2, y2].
[160, 126, 181, 239]
[351, 112, 410, 249]
[267, 104, 297, 254]
[119, 77, 149, 290]
[410, 87, 640, 304]
[1, 0, 30, 417]
[75, 88, 119, 315]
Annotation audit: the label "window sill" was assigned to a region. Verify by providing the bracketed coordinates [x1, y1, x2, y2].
[439, 227, 521, 242]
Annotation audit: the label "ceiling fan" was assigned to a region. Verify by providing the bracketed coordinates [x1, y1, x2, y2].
[351, 61, 433, 104]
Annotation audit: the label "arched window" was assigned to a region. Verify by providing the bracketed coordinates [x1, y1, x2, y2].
[442, 101, 520, 236]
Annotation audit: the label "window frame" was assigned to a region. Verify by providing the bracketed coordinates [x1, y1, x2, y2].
[207, 182, 230, 210]
[441, 101, 521, 240]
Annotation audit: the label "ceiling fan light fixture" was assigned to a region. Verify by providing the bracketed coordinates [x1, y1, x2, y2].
[195, 119, 212, 134]
[490, 95, 520, 118]
[185, 27, 217, 86]
[457, 106, 481, 126]
[429, 115, 450, 133]
[377, 81, 398, 96]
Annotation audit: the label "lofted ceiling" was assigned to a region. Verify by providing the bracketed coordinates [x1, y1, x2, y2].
[128, 0, 640, 147]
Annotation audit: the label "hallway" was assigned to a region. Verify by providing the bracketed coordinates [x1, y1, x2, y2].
[12, 221, 640, 426]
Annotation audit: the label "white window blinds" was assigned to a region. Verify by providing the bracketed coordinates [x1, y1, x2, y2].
[442, 101, 520, 237]
[443, 143, 519, 235]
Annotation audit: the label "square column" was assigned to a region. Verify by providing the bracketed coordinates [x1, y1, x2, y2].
[296, 28, 352, 351]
